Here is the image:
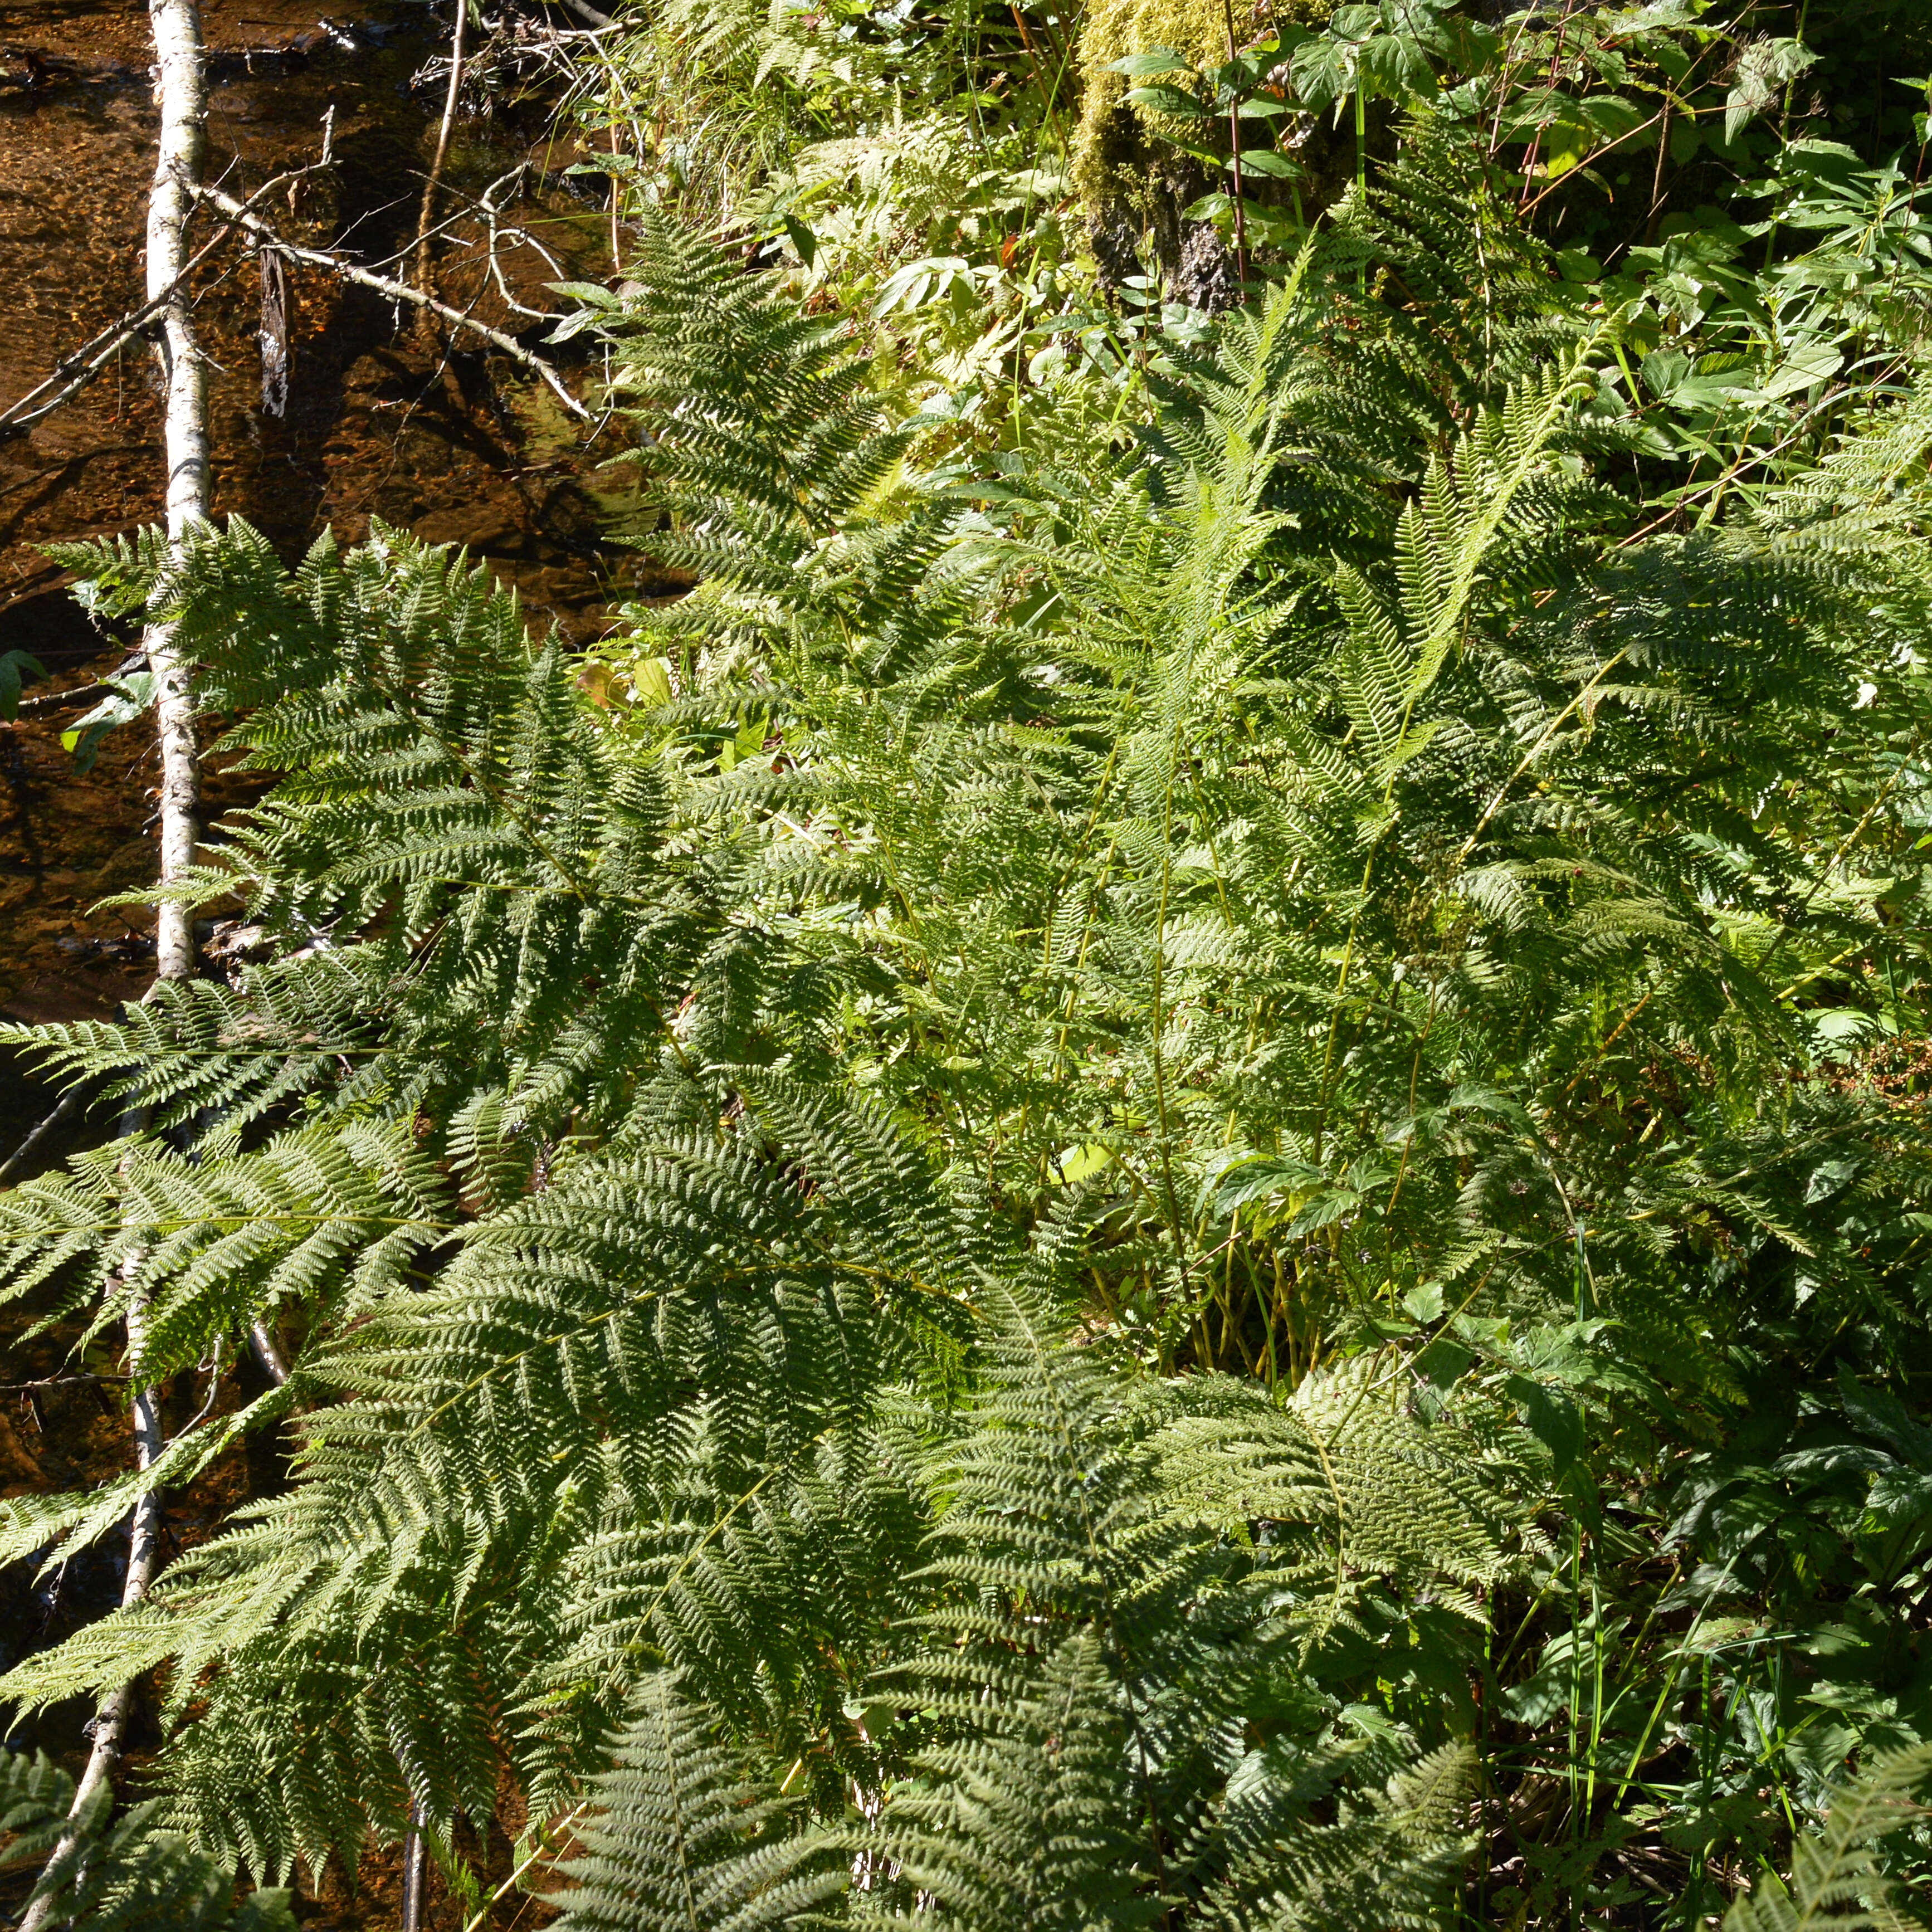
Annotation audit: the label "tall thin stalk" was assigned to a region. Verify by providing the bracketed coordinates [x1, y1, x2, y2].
[1354, 77, 1367, 292]
[414, 0, 470, 301]
[1219, 0, 1247, 287]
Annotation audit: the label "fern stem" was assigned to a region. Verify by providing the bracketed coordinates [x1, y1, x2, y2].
[1354, 80, 1367, 212]
[1450, 645, 1632, 872]
[1148, 705, 1187, 1257]
[1310, 836, 1379, 1167]
[457, 1805, 587, 1932]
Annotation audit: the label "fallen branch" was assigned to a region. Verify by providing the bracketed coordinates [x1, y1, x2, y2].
[0, 233, 227, 440]
[191, 183, 591, 420]
[0, 1086, 85, 1185]
[0, 1374, 131, 1394]
[476, 166, 569, 321]
[0, 163, 321, 441]
[10, 681, 110, 714]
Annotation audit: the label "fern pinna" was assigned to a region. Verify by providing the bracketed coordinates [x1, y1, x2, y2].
[7, 148, 1932, 1925]
[1, 521, 1515, 1925]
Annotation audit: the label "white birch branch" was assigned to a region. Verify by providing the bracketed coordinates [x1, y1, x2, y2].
[247, 1321, 291, 1387]
[146, 0, 211, 991]
[17, 7, 210, 1919]
[191, 184, 591, 420]
[16, 1299, 168, 1920]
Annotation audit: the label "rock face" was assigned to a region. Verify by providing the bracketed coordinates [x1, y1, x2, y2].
[1174, 217, 1240, 311]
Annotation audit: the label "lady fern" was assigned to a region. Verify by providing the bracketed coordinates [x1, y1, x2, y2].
[551, 1675, 846, 1932]
[7, 131, 1932, 1929]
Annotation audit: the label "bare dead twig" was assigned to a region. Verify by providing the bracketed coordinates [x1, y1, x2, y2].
[0, 163, 325, 440]
[0, 1374, 133, 1394]
[0, 236, 225, 439]
[9, 682, 109, 714]
[413, 0, 471, 304]
[190, 183, 591, 420]
[0, 1086, 85, 1185]
[476, 167, 569, 320]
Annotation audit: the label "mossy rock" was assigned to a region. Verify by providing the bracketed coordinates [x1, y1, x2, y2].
[1074, 0, 1331, 297]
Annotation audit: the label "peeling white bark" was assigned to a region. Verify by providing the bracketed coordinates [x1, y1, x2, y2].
[145, 0, 209, 984]
[58, 1307, 165, 1801]
[248, 1320, 290, 1387]
[19, 9, 209, 1919]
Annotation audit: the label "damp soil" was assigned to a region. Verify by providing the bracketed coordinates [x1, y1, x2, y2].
[0, 3, 661, 1916]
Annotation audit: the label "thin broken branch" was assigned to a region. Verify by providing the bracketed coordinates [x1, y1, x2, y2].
[414, 0, 471, 303]
[472, 167, 569, 321]
[0, 164, 322, 441]
[0, 1374, 133, 1394]
[9, 682, 109, 714]
[0, 1086, 85, 1185]
[0, 234, 226, 441]
[192, 183, 591, 420]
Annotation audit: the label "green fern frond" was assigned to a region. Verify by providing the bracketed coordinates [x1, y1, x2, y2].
[1, 1752, 295, 1932]
[1720, 1746, 1932, 1932]
[552, 1675, 847, 1932]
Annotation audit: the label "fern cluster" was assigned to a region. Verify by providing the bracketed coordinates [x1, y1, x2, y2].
[1, 407, 1525, 1926]
[7, 133, 1932, 1930]
[1, 1751, 294, 1932]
